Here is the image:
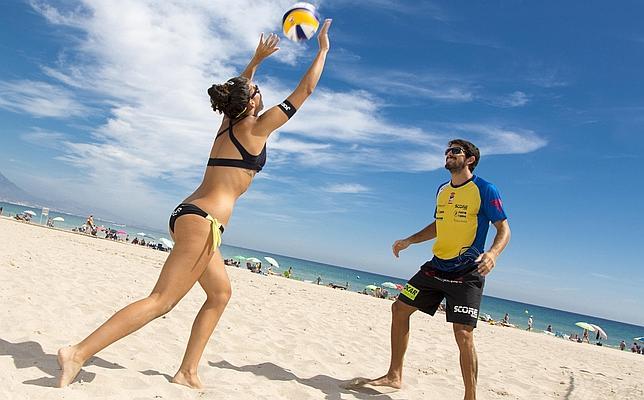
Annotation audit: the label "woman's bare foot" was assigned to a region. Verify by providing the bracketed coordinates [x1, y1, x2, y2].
[172, 370, 203, 389]
[56, 346, 84, 387]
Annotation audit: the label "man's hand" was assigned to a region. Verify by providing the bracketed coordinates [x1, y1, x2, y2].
[392, 239, 410, 258]
[475, 252, 497, 276]
[253, 33, 280, 62]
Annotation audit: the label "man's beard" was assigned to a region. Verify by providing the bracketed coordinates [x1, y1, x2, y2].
[445, 158, 467, 172]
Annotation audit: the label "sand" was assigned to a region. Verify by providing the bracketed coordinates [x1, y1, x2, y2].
[1, 216, 643, 399]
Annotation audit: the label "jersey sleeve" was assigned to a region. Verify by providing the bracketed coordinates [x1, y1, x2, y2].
[433, 182, 447, 219]
[481, 183, 507, 223]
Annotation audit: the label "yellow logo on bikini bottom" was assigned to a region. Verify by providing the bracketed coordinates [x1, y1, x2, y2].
[401, 283, 419, 300]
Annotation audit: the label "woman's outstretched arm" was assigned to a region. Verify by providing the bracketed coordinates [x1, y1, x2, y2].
[240, 33, 280, 81]
[255, 19, 332, 135]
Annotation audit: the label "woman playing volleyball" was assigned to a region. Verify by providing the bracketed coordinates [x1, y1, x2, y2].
[57, 19, 332, 389]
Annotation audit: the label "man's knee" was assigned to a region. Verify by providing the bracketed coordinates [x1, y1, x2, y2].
[392, 300, 416, 319]
[453, 324, 475, 348]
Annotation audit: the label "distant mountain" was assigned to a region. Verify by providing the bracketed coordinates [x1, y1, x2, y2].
[0, 171, 43, 206]
[0, 170, 127, 224]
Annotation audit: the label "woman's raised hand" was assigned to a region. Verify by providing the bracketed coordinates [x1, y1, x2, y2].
[318, 19, 332, 52]
[254, 33, 280, 61]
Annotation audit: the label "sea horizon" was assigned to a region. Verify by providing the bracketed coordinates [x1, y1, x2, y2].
[2, 199, 643, 348]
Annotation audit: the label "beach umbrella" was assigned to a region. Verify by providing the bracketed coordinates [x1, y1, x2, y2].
[635, 337, 644, 342]
[575, 322, 596, 332]
[589, 324, 607, 340]
[116, 230, 127, 235]
[232, 256, 246, 262]
[23, 210, 37, 216]
[52, 217, 65, 222]
[395, 284, 404, 290]
[381, 282, 397, 289]
[246, 257, 261, 263]
[158, 237, 174, 249]
[365, 284, 379, 291]
[264, 256, 280, 268]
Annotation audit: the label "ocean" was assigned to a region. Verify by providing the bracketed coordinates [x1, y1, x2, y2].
[2, 200, 643, 350]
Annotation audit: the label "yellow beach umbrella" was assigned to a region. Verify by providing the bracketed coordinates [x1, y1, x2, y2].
[575, 322, 595, 331]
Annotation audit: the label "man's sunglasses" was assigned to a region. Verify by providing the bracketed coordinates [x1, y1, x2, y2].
[445, 147, 465, 156]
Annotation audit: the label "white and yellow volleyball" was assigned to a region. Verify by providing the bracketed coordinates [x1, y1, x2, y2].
[282, 2, 320, 42]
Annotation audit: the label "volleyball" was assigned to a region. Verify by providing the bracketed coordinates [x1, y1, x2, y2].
[282, 2, 320, 42]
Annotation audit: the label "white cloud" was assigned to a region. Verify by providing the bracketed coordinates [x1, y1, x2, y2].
[323, 183, 369, 194]
[335, 68, 475, 103]
[484, 91, 529, 108]
[20, 128, 69, 150]
[21, 0, 547, 226]
[448, 123, 547, 155]
[0, 80, 88, 118]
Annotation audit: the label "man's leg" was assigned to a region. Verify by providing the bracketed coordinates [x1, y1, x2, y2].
[364, 300, 417, 388]
[453, 323, 477, 400]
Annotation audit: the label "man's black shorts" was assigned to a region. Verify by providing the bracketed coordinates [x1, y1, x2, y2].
[397, 261, 485, 327]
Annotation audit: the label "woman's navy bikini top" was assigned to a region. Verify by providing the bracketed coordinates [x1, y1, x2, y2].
[207, 117, 266, 172]
[207, 100, 297, 173]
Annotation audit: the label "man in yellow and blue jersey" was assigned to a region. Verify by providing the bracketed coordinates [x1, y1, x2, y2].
[357, 139, 511, 400]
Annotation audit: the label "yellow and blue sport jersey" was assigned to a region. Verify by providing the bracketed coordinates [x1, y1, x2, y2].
[431, 176, 507, 272]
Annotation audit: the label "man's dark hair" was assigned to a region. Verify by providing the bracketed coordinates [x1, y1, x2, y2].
[448, 139, 480, 172]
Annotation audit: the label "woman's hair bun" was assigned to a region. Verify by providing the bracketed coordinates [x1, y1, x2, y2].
[207, 76, 251, 118]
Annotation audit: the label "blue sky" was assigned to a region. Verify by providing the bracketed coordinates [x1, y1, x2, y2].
[1, 1, 643, 325]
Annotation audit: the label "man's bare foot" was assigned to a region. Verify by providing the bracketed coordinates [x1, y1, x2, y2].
[349, 374, 402, 389]
[56, 346, 84, 388]
[172, 370, 203, 389]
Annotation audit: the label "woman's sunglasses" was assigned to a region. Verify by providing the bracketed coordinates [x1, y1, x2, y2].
[250, 85, 260, 99]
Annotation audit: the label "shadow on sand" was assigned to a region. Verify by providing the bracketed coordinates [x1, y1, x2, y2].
[0, 338, 124, 387]
[209, 360, 395, 400]
[139, 369, 173, 382]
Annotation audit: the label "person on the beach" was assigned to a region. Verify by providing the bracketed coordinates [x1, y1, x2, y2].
[582, 329, 589, 343]
[527, 316, 533, 331]
[354, 139, 511, 400]
[546, 324, 553, 333]
[85, 215, 95, 231]
[57, 21, 333, 389]
[620, 340, 626, 350]
[0, 206, 3, 215]
[502, 312, 510, 324]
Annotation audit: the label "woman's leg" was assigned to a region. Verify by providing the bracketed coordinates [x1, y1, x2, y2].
[172, 254, 231, 388]
[57, 214, 215, 387]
